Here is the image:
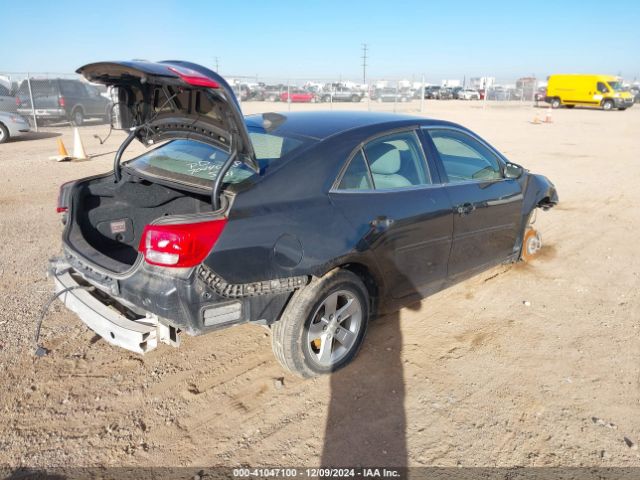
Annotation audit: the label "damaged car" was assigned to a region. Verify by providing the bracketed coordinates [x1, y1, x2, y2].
[49, 60, 558, 377]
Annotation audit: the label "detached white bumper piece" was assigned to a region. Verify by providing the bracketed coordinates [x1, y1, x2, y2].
[52, 268, 159, 354]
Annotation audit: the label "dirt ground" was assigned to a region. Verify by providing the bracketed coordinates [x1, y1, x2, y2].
[0, 99, 639, 470]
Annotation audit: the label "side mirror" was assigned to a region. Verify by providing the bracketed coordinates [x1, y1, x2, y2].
[504, 163, 524, 179]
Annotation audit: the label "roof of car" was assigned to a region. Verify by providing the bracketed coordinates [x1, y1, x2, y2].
[245, 111, 438, 140]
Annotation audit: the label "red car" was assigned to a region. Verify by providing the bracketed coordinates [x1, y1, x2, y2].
[280, 89, 316, 103]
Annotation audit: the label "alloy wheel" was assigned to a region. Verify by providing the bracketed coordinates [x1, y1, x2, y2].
[306, 290, 363, 367]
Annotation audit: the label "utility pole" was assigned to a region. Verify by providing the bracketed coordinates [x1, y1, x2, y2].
[213, 57, 219, 72]
[361, 43, 368, 85]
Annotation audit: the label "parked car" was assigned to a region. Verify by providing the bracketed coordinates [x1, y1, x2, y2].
[280, 88, 316, 103]
[0, 84, 16, 112]
[451, 86, 464, 99]
[458, 89, 481, 100]
[486, 87, 507, 101]
[534, 87, 547, 105]
[15, 78, 111, 125]
[373, 87, 412, 102]
[424, 85, 441, 99]
[51, 60, 558, 378]
[545, 74, 634, 110]
[0, 112, 31, 143]
[319, 84, 364, 103]
[263, 85, 286, 102]
[438, 87, 454, 100]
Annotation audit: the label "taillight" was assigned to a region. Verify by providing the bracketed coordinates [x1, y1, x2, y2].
[138, 219, 227, 268]
[58, 96, 65, 107]
[167, 66, 220, 89]
[57, 181, 73, 213]
[15, 97, 20, 107]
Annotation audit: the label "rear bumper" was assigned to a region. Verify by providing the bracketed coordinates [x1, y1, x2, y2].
[17, 108, 66, 120]
[51, 251, 297, 351]
[50, 261, 160, 353]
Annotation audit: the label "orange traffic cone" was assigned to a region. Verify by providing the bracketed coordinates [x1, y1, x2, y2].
[544, 108, 553, 123]
[49, 138, 71, 162]
[72, 127, 88, 160]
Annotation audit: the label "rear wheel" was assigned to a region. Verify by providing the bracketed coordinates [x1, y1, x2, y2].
[321, 95, 331, 103]
[271, 269, 370, 378]
[550, 98, 561, 109]
[602, 99, 614, 111]
[0, 123, 9, 144]
[351, 94, 361, 103]
[72, 108, 84, 126]
[521, 227, 542, 262]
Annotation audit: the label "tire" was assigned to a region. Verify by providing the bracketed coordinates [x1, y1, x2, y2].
[0, 123, 9, 144]
[351, 95, 361, 103]
[550, 98, 561, 109]
[521, 227, 542, 262]
[602, 99, 614, 111]
[321, 95, 331, 103]
[268, 95, 277, 102]
[72, 108, 84, 126]
[271, 269, 370, 378]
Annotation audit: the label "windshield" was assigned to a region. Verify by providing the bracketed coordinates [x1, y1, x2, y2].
[607, 81, 624, 91]
[126, 129, 307, 189]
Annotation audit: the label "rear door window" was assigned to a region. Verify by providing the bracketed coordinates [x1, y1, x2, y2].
[336, 130, 431, 191]
[337, 151, 373, 190]
[60, 81, 85, 97]
[427, 129, 503, 183]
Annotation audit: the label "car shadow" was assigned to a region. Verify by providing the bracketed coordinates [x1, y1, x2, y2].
[7, 131, 62, 142]
[321, 301, 422, 469]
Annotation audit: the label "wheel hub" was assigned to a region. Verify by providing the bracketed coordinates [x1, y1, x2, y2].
[306, 290, 362, 367]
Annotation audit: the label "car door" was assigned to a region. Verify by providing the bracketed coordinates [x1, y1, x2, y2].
[83, 83, 105, 116]
[422, 127, 523, 279]
[0, 85, 15, 112]
[329, 129, 453, 300]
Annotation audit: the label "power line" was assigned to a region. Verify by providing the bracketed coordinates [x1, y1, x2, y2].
[361, 44, 368, 85]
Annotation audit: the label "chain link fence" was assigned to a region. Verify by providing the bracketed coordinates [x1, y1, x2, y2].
[0, 70, 549, 134]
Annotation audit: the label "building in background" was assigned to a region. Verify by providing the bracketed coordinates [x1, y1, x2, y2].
[470, 77, 495, 89]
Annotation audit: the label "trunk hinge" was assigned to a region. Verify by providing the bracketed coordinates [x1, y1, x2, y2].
[211, 144, 237, 211]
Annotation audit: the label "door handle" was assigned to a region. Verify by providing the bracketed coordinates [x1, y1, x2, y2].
[456, 203, 475, 215]
[370, 216, 395, 229]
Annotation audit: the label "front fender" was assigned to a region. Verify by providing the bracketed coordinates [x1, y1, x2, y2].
[512, 173, 558, 258]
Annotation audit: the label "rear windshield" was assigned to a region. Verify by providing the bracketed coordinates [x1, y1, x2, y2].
[125, 130, 307, 189]
[18, 80, 57, 97]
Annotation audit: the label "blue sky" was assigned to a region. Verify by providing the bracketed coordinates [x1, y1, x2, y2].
[2, 0, 639, 82]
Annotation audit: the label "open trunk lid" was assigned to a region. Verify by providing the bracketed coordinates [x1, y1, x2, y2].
[76, 60, 257, 172]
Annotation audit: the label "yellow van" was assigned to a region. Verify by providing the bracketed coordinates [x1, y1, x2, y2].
[545, 74, 634, 110]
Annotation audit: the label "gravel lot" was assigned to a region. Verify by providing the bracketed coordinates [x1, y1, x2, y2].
[0, 100, 639, 469]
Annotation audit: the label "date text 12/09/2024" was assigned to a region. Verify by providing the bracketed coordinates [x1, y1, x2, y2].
[233, 468, 402, 478]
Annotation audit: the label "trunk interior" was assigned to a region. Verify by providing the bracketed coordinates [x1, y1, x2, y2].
[66, 174, 212, 273]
